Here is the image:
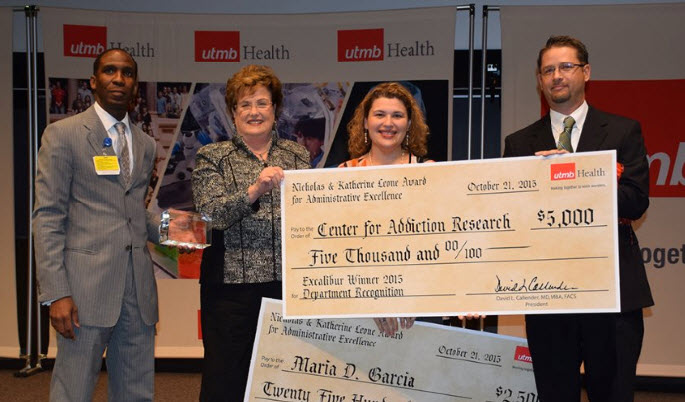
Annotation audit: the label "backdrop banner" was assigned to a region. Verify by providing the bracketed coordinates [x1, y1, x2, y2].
[500, 3, 685, 377]
[0, 6, 19, 358]
[40, 6, 456, 357]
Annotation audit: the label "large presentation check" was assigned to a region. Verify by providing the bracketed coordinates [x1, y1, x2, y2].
[245, 298, 538, 402]
[282, 151, 619, 318]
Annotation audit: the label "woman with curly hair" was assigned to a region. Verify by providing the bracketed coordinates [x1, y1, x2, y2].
[339, 82, 433, 336]
[340, 82, 431, 167]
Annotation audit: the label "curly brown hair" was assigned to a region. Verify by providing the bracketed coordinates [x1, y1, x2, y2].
[225, 65, 283, 118]
[346, 82, 429, 158]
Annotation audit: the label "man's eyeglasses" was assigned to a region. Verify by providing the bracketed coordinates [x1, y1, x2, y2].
[236, 99, 273, 113]
[539, 62, 586, 77]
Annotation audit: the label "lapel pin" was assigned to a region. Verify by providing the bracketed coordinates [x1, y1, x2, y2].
[102, 137, 113, 155]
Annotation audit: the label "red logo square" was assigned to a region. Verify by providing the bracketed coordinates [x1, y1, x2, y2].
[194, 31, 240, 62]
[337, 29, 384, 62]
[514, 345, 532, 363]
[551, 163, 576, 181]
[63, 25, 107, 58]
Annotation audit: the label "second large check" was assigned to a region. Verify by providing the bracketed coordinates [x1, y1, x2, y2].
[282, 151, 619, 318]
[245, 299, 538, 402]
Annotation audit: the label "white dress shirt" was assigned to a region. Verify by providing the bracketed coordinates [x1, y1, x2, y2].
[550, 100, 589, 152]
[94, 101, 134, 174]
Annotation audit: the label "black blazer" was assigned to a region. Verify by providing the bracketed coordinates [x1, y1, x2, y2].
[503, 106, 653, 312]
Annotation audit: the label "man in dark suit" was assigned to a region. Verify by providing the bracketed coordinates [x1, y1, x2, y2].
[34, 48, 159, 401]
[503, 36, 653, 402]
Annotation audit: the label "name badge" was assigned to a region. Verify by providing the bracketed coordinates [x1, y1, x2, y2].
[93, 156, 121, 175]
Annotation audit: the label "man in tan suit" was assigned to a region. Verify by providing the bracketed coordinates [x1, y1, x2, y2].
[34, 48, 159, 401]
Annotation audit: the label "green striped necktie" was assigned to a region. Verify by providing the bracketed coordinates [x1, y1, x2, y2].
[557, 116, 575, 153]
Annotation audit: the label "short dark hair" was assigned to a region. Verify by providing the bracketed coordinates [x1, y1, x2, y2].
[93, 48, 138, 78]
[537, 35, 589, 72]
[296, 117, 325, 141]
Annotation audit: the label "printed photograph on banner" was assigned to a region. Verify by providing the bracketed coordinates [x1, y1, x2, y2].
[148, 81, 350, 279]
[142, 82, 191, 205]
[281, 83, 348, 168]
[324, 80, 450, 166]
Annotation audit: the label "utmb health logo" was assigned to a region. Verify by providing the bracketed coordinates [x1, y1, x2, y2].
[194, 31, 291, 62]
[550, 163, 576, 181]
[63, 24, 155, 58]
[550, 162, 607, 181]
[514, 346, 532, 363]
[63, 24, 106, 58]
[195, 31, 240, 62]
[337, 28, 435, 62]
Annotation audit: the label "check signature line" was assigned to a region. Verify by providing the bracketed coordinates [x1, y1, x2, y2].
[465, 289, 608, 296]
[435, 354, 503, 368]
[291, 256, 607, 270]
[280, 369, 471, 399]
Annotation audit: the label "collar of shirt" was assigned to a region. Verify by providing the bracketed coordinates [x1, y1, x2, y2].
[93, 102, 133, 172]
[231, 130, 280, 159]
[550, 100, 588, 152]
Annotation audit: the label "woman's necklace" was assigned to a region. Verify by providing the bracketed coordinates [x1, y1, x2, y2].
[248, 139, 272, 162]
[367, 150, 406, 166]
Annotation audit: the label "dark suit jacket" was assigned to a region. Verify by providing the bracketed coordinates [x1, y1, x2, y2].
[503, 105, 653, 312]
[33, 105, 160, 327]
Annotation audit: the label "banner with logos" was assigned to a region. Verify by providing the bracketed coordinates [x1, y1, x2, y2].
[0, 6, 19, 358]
[40, 7, 456, 357]
[500, 3, 685, 377]
[42, 7, 453, 83]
